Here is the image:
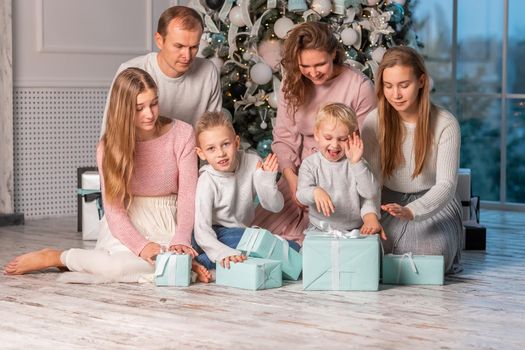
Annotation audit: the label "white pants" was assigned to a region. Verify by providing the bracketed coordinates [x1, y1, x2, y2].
[59, 195, 177, 283]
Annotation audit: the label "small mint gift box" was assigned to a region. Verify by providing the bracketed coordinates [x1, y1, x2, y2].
[154, 253, 191, 287]
[216, 258, 282, 290]
[382, 253, 445, 285]
[237, 227, 302, 280]
[303, 231, 380, 291]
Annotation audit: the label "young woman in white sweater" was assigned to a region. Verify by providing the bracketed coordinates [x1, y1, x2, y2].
[361, 46, 462, 273]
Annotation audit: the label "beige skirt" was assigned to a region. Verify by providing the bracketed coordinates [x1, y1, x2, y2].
[58, 195, 178, 284]
[95, 195, 178, 253]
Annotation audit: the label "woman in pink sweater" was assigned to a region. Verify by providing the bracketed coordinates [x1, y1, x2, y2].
[5, 68, 211, 283]
[252, 22, 380, 243]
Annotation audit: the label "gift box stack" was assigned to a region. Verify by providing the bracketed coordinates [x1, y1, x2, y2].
[215, 228, 303, 290]
[457, 168, 486, 250]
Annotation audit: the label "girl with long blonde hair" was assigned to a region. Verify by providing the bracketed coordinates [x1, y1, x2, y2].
[252, 21, 380, 244]
[6, 68, 211, 283]
[361, 46, 462, 272]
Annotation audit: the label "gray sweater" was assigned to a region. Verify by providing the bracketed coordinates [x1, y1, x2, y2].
[194, 151, 284, 263]
[296, 152, 379, 231]
[361, 107, 461, 221]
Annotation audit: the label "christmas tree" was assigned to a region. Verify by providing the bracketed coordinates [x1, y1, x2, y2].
[191, 0, 420, 155]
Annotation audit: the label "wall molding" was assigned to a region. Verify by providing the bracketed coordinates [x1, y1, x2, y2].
[15, 78, 112, 88]
[36, 0, 153, 55]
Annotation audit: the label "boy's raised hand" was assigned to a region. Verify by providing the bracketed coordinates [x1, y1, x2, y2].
[256, 153, 278, 172]
[344, 132, 364, 164]
[313, 187, 335, 217]
[220, 254, 247, 269]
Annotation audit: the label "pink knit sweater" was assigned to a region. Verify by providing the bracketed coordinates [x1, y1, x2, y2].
[96, 121, 198, 256]
[272, 66, 377, 173]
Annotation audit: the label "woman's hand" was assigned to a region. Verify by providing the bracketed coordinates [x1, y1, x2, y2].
[283, 168, 307, 210]
[169, 244, 198, 258]
[345, 132, 364, 164]
[313, 187, 335, 217]
[360, 213, 387, 240]
[220, 254, 247, 269]
[139, 242, 162, 265]
[256, 153, 279, 172]
[381, 203, 414, 221]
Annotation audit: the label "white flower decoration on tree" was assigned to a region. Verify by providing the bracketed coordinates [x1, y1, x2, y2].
[359, 8, 395, 46]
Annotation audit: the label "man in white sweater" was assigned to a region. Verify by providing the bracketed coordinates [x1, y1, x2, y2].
[192, 112, 297, 270]
[100, 6, 221, 136]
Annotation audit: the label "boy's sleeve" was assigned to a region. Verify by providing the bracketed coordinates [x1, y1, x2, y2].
[194, 175, 241, 263]
[253, 167, 284, 213]
[296, 157, 317, 206]
[351, 159, 379, 200]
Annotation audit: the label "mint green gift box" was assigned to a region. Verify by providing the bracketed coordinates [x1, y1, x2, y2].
[154, 253, 191, 287]
[216, 258, 282, 290]
[382, 253, 444, 285]
[303, 232, 380, 291]
[236, 227, 302, 280]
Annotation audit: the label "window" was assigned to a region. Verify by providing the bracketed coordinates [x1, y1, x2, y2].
[413, 0, 525, 207]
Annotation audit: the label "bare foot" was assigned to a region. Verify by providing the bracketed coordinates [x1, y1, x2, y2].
[4, 248, 65, 275]
[191, 260, 212, 283]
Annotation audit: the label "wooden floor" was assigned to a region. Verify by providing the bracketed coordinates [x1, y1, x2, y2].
[1, 210, 524, 349]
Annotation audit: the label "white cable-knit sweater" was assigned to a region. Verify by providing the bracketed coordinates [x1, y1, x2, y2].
[361, 107, 461, 221]
[194, 151, 284, 263]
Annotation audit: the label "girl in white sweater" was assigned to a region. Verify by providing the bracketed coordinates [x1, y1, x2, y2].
[361, 46, 463, 272]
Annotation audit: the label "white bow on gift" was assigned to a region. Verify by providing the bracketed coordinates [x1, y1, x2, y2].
[396, 252, 419, 284]
[318, 221, 362, 239]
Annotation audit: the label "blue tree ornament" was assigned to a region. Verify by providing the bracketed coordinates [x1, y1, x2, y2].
[385, 3, 405, 24]
[256, 139, 273, 158]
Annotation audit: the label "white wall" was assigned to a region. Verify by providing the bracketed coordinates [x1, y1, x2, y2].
[12, 0, 176, 218]
[13, 0, 175, 88]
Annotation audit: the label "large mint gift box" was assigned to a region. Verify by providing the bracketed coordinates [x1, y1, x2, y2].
[303, 232, 380, 291]
[237, 228, 302, 280]
[382, 253, 444, 285]
[154, 253, 192, 287]
[216, 258, 282, 290]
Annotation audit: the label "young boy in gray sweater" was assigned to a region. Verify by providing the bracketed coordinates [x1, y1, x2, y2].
[192, 112, 299, 271]
[296, 103, 384, 237]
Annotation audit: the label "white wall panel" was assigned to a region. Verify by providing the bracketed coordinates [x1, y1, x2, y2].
[13, 0, 173, 87]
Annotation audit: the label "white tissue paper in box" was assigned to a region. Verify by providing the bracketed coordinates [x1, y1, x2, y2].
[457, 168, 471, 221]
[81, 171, 101, 240]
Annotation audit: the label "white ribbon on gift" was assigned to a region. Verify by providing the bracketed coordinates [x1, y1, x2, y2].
[154, 253, 178, 285]
[166, 255, 178, 285]
[331, 240, 340, 290]
[396, 252, 418, 284]
[256, 263, 270, 290]
[314, 222, 362, 289]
